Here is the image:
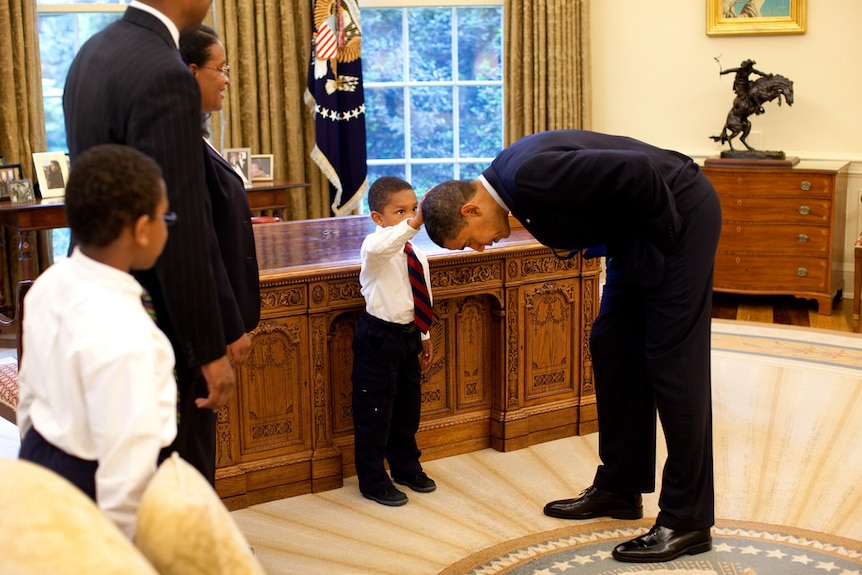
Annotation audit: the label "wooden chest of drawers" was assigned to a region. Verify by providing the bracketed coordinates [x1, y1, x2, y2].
[702, 161, 849, 315]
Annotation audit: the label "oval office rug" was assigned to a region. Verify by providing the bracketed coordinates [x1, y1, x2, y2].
[438, 519, 862, 575]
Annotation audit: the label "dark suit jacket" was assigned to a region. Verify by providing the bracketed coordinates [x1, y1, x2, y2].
[203, 142, 260, 340]
[63, 8, 225, 370]
[481, 130, 716, 287]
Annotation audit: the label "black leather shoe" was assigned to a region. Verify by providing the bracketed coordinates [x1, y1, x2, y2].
[362, 486, 408, 506]
[393, 472, 437, 493]
[544, 485, 642, 520]
[612, 524, 712, 563]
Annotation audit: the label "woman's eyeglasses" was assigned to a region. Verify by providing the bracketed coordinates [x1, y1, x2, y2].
[200, 64, 230, 78]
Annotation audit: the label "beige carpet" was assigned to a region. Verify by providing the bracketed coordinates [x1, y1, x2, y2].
[231, 320, 862, 574]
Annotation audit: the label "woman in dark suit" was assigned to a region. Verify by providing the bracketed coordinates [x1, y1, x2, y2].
[180, 25, 260, 361]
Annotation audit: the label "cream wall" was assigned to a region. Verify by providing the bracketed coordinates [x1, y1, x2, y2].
[590, 0, 862, 300]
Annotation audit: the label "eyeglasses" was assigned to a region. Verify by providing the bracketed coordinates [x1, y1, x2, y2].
[200, 64, 230, 78]
[162, 211, 178, 226]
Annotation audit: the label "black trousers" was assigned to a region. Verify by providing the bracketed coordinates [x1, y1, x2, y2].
[19, 427, 98, 501]
[159, 368, 216, 484]
[351, 312, 423, 494]
[590, 189, 722, 531]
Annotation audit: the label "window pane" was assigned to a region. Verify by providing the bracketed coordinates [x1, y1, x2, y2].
[457, 7, 502, 81]
[39, 11, 123, 151]
[410, 86, 452, 159]
[367, 164, 406, 186]
[363, 9, 403, 83]
[365, 86, 405, 160]
[459, 85, 502, 158]
[408, 8, 451, 82]
[411, 163, 455, 199]
[459, 162, 490, 181]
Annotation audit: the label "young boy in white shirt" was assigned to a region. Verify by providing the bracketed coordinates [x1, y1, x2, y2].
[352, 176, 436, 506]
[17, 144, 177, 539]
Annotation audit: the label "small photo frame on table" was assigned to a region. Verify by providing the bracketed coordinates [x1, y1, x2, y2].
[250, 154, 274, 181]
[8, 179, 35, 203]
[0, 163, 23, 200]
[223, 147, 252, 184]
[706, 0, 806, 36]
[32, 151, 70, 198]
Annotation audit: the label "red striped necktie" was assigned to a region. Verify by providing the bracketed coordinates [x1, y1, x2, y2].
[404, 241, 432, 333]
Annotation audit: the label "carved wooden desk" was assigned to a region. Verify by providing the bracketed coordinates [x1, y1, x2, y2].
[216, 215, 602, 509]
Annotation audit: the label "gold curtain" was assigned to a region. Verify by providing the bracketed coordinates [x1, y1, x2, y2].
[504, 0, 591, 144]
[0, 0, 49, 318]
[210, 0, 329, 220]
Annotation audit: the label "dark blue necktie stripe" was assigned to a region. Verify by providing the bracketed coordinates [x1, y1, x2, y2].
[404, 242, 432, 333]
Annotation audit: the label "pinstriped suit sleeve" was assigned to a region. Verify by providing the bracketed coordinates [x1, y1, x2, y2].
[63, 11, 226, 368]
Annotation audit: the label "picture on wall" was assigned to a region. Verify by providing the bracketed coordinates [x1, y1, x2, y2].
[250, 154, 274, 181]
[32, 151, 70, 198]
[707, 0, 806, 36]
[224, 147, 252, 184]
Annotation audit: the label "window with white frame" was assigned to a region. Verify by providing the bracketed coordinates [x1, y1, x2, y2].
[362, 2, 503, 210]
[35, 1, 504, 222]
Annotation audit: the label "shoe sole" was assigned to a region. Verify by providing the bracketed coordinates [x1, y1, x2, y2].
[612, 540, 712, 563]
[393, 478, 437, 493]
[543, 507, 643, 520]
[362, 492, 408, 507]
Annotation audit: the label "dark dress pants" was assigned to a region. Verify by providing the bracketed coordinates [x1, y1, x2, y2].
[351, 313, 423, 495]
[19, 427, 98, 501]
[590, 190, 721, 531]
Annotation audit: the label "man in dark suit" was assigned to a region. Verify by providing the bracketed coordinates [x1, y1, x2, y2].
[63, 0, 235, 485]
[421, 129, 722, 563]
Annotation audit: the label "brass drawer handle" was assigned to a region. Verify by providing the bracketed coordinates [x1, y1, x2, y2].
[799, 180, 812, 191]
[798, 205, 811, 215]
[796, 267, 808, 277]
[798, 234, 809, 243]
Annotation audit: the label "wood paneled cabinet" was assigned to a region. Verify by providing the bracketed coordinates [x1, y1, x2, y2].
[702, 161, 849, 314]
[214, 215, 602, 509]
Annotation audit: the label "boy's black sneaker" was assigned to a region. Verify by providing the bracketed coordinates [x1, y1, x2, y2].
[393, 472, 437, 493]
[362, 486, 408, 506]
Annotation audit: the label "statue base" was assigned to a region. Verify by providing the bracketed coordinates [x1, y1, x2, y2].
[704, 151, 800, 169]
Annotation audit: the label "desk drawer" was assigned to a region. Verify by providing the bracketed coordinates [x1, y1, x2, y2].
[707, 171, 836, 198]
[718, 195, 831, 224]
[714, 253, 828, 292]
[718, 223, 829, 256]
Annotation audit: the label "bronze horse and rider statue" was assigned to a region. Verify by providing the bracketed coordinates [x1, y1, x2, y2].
[710, 59, 794, 158]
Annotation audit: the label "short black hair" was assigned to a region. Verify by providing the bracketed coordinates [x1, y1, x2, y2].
[65, 144, 163, 248]
[179, 24, 219, 67]
[367, 176, 413, 213]
[421, 180, 476, 247]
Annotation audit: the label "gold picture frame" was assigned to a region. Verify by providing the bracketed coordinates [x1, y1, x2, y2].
[250, 154, 274, 181]
[707, 0, 806, 36]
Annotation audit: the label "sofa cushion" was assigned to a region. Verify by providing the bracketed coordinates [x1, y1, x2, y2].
[136, 452, 265, 575]
[0, 458, 158, 574]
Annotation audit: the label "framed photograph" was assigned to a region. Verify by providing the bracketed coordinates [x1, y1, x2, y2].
[707, 0, 806, 36]
[32, 151, 70, 198]
[250, 154, 274, 181]
[0, 164, 23, 200]
[223, 147, 252, 184]
[9, 179, 35, 203]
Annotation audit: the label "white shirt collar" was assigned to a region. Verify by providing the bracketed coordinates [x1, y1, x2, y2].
[477, 174, 510, 212]
[130, 1, 180, 48]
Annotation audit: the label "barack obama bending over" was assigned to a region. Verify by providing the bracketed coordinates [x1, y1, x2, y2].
[421, 129, 721, 563]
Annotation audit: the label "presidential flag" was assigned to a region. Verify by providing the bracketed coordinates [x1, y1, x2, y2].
[306, 0, 368, 216]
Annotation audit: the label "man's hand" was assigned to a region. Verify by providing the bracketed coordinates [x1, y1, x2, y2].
[197, 355, 236, 411]
[227, 333, 252, 366]
[419, 339, 433, 367]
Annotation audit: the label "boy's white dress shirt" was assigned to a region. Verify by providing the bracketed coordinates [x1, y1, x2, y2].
[17, 248, 177, 539]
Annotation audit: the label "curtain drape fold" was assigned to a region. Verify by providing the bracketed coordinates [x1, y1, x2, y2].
[0, 0, 50, 318]
[504, 0, 591, 145]
[212, 0, 328, 220]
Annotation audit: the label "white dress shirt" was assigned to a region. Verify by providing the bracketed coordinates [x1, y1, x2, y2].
[359, 219, 432, 340]
[17, 248, 177, 539]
